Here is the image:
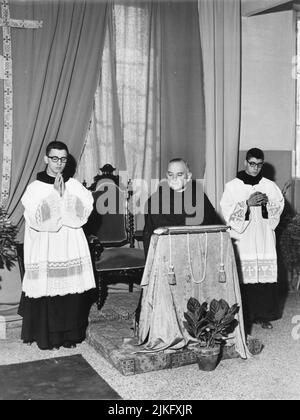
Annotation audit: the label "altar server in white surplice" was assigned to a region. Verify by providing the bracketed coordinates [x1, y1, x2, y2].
[18, 141, 96, 350]
[220, 148, 284, 333]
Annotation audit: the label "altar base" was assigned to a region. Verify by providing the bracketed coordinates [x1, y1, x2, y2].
[86, 292, 241, 376]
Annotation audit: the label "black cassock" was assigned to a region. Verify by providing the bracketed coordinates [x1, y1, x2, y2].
[142, 179, 222, 258]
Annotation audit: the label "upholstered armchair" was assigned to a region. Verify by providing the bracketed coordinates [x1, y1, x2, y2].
[84, 164, 145, 309]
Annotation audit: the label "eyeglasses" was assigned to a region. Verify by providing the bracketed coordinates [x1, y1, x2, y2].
[47, 156, 68, 163]
[247, 160, 264, 169]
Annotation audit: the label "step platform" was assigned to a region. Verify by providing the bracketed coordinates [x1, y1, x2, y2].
[87, 322, 240, 376]
[0, 304, 22, 340]
[87, 293, 241, 376]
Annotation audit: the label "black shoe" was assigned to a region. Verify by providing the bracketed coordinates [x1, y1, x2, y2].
[63, 342, 77, 348]
[261, 321, 273, 329]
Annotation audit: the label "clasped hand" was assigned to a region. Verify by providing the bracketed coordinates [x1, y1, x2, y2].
[247, 191, 268, 207]
[54, 173, 65, 197]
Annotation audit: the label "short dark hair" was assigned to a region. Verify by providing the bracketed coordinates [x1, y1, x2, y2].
[46, 141, 69, 156]
[246, 148, 264, 161]
[168, 158, 190, 172]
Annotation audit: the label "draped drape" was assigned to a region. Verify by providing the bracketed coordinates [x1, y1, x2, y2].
[198, 0, 241, 211]
[160, 0, 205, 180]
[0, 0, 108, 231]
[77, 0, 206, 186]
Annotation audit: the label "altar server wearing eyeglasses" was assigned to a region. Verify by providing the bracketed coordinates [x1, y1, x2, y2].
[220, 148, 284, 333]
[18, 141, 96, 350]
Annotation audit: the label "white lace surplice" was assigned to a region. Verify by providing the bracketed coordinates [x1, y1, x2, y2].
[220, 177, 284, 284]
[21, 178, 96, 298]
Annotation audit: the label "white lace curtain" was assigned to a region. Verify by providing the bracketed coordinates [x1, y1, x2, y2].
[76, 2, 161, 187]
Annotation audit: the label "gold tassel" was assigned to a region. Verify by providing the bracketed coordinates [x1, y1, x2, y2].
[168, 265, 176, 285]
[218, 263, 226, 283]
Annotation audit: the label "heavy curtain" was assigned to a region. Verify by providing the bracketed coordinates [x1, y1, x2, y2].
[160, 0, 205, 180]
[77, 0, 206, 186]
[198, 0, 241, 211]
[0, 0, 241, 228]
[0, 0, 108, 231]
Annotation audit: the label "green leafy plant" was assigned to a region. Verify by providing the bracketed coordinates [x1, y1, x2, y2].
[184, 297, 239, 348]
[0, 207, 18, 270]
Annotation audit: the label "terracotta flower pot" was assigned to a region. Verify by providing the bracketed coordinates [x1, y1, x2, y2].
[195, 345, 221, 371]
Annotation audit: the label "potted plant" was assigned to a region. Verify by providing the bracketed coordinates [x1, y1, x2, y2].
[0, 207, 23, 320]
[184, 297, 240, 371]
[0, 207, 18, 270]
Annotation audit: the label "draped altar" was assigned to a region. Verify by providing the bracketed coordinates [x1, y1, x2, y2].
[137, 226, 250, 359]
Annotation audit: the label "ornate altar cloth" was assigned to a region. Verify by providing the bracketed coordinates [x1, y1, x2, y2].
[137, 226, 250, 359]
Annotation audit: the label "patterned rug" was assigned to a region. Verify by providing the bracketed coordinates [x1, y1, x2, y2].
[89, 290, 140, 323]
[0, 354, 121, 400]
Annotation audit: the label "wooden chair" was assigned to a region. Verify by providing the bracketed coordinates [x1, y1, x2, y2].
[84, 164, 145, 309]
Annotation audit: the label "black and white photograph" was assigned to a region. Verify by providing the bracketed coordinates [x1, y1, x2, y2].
[0, 0, 299, 403]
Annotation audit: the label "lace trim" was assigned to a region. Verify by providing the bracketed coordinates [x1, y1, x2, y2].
[35, 192, 62, 226]
[25, 256, 92, 280]
[40, 201, 51, 222]
[267, 202, 281, 219]
[64, 194, 90, 223]
[229, 201, 247, 224]
[75, 197, 85, 219]
[241, 259, 277, 281]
